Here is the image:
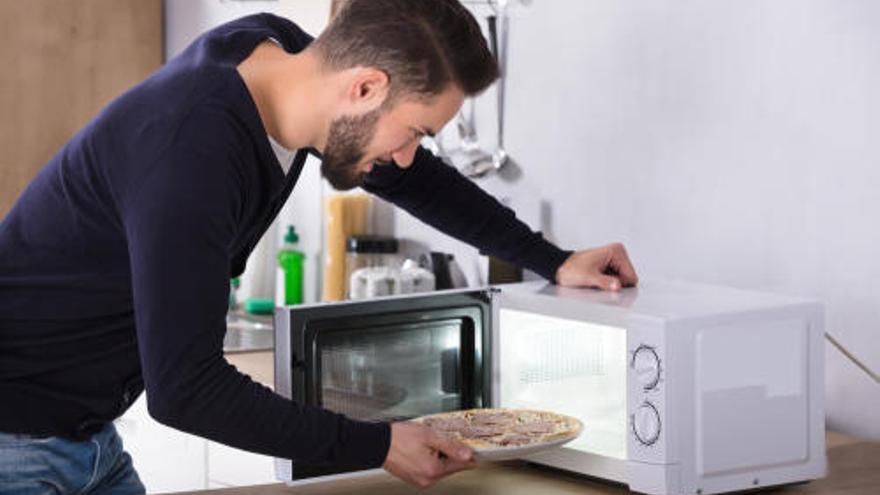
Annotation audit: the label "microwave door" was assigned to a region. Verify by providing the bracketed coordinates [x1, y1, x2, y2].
[274, 289, 493, 481]
[493, 283, 630, 475]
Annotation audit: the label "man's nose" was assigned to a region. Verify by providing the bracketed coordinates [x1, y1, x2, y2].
[390, 139, 420, 168]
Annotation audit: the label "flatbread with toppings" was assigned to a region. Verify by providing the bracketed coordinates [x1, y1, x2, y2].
[413, 408, 582, 458]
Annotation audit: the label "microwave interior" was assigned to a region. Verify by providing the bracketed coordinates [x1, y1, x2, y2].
[497, 307, 628, 461]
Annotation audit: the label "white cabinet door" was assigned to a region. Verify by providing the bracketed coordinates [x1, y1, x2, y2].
[207, 440, 277, 487]
[115, 396, 208, 493]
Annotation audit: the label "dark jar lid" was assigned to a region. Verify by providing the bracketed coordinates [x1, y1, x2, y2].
[346, 235, 399, 254]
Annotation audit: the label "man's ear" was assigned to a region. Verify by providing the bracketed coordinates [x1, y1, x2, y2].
[345, 67, 390, 111]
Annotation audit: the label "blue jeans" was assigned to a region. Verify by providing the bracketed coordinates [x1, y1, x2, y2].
[0, 423, 144, 495]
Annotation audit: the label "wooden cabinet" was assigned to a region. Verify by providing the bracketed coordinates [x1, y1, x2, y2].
[0, 0, 163, 217]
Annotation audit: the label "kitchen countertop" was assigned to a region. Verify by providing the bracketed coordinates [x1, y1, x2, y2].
[223, 312, 274, 353]
[227, 350, 275, 388]
[212, 353, 879, 495]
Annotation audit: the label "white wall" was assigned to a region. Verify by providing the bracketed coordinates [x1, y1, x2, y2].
[165, 0, 332, 60]
[391, 0, 880, 439]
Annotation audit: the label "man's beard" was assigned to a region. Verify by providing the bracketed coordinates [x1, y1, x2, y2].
[321, 109, 382, 190]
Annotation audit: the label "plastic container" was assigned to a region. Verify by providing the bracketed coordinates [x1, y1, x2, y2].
[228, 277, 241, 311]
[352, 266, 399, 299]
[348, 260, 436, 300]
[345, 235, 399, 298]
[244, 297, 275, 315]
[399, 259, 436, 294]
[277, 225, 305, 305]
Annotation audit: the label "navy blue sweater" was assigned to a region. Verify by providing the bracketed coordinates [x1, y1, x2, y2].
[0, 14, 570, 468]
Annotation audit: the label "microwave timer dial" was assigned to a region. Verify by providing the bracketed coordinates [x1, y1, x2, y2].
[631, 345, 662, 390]
[632, 401, 662, 446]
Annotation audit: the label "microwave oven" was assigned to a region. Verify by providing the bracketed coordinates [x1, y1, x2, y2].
[273, 280, 826, 494]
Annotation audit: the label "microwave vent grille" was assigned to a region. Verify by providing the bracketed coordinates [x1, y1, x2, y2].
[517, 327, 606, 384]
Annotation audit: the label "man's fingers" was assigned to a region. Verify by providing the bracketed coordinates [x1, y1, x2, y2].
[594, 274, 622, 291]
[429, 450, 477, 480]
[413, 445, 476, 488]
[438, 455, 478, 475]
[609, 243, 639, 287]
[427, 432, 473, 462]
[384, 422, 477, 488]
[555, 243, 639, 290]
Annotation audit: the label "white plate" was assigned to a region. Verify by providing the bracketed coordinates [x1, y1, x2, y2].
[472, 431, 581, 461]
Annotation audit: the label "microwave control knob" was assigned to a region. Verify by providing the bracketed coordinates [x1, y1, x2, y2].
[632, 402, 661, 446]
[632, 345, 661, 390]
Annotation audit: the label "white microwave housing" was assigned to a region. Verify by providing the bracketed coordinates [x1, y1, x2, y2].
[494, 280, 825, 495]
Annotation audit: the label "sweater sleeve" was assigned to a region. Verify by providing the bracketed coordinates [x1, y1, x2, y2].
[362, 146, 572, 282]
[120, 143, 390, 468]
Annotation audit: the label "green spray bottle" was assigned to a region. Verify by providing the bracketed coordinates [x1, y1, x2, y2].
[277, 225, 305, 305]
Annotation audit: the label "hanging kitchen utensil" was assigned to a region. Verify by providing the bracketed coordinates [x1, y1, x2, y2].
[461, 2, 510, 178]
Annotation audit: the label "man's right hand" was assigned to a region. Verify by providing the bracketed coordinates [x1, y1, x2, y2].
[382, 421, 477, 488]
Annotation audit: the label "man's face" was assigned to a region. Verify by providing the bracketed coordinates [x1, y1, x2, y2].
[321, 85, 465, 190]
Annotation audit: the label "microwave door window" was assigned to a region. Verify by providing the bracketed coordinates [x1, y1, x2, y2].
[317, 320, 468, 422]
[499, 309, 628, 460]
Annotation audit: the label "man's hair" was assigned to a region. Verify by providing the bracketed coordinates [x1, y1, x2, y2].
[314, 0, 499, 101]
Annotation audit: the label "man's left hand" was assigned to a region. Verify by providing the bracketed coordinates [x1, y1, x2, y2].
[555, 242, 639, 291]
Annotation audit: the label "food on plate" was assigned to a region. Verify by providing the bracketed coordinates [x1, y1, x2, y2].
[412, 408, 582, 451]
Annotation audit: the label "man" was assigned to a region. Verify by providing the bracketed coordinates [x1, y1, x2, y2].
[0, 0, 637, 492]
